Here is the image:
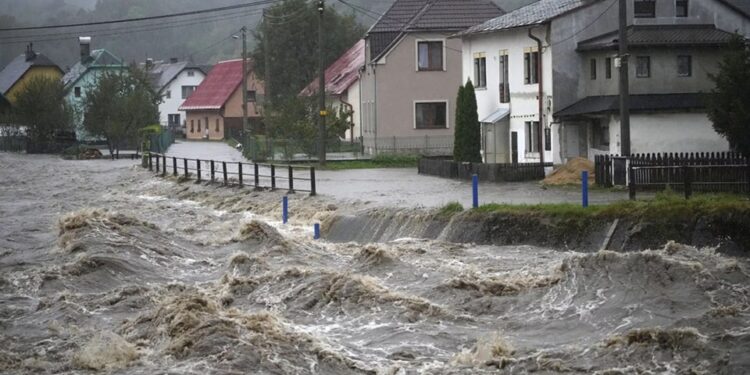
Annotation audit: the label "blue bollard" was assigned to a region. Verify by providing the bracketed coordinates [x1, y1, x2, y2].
[472, 174, 479, 208]
[282, 196, 288, 224]
[314, 223, 320, 240]
[582, 170, 589, 208]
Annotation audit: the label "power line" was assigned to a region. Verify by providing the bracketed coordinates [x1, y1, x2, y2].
[0, 0, 279, 32]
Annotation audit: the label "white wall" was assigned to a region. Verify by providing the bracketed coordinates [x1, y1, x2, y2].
[160, 68, 205, 127]
[461, 27, 554, 163]
[607, 112, 730, 154]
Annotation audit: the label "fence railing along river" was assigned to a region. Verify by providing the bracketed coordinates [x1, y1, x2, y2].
[146, 153, 316, 195]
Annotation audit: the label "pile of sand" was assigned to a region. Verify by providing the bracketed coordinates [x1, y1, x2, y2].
[542, 157, 595, 186]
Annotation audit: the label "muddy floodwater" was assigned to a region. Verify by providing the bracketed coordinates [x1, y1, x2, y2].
[1, 152, 749, 374]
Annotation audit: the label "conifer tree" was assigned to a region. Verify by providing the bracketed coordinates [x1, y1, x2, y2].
[453, 80, 482, 162]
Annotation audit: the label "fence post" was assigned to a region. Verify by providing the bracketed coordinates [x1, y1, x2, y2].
[197, 159, 202, 182]
[238, 163, 243, 187]
[288, 165, 294, 193]
[282, 196, 288, 224]
[173, 157, 177, 176]
[148, 153, 153, 171]
[472, 174, 479, 208]
[254, 163, 259, 188]
[155, 154, 160, 173]
[628, 163, 636, 200]
[162, 155, 167, 177]
[310, 167, 316, 196]
[271, 165, 276, 190]
[314, 223, 320, 240]
[582, 171, 589, 208]
[184, 158, 188, 178]
[222, 162, 228, 185]
[210, 160, 215, 183]
[683, 165, 692, 199]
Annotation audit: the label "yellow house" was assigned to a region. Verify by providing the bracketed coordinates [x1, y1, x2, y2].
[0, 44, 63, 105]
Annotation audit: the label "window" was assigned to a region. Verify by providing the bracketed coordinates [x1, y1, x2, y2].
[636, 56, 651, 78]
[187, 70, 195, 77]
[190, 120, 194, 133]
[473, 55, 487, 88]
[590, 58, 597, 80]
[247, 90, 256, 102]
[417, 41, 443, 71]
[415, 102, 447, 129]
[197, 119, 201, 132]
[544, 128, 551, 151]
[524, 51, 539, 84]
[215, 118, 220, 132]
[165, 90, 171, 99]
[525, 121, 539, 153]
[499, 53, 509, 103]
[676, 0, 688, 17]
[181, 85, 197, 99]
[592, 121, 610, 150]
[634, 0, 656, 18]
[74, 87, 81, 98]
[168, 114, 180, 127]
[677, 55, 692, 77]
[605, 57, 612, 79]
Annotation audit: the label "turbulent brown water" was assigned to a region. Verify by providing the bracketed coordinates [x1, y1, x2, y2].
[1, 152, 750, 374]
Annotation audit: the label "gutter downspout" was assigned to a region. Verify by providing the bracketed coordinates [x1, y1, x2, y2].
[358, 69, 364, 153]
[372, 63, 378, 154]
[528, 28, 545, 168]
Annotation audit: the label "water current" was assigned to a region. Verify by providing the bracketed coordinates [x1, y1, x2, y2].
[1, 153, 749, 374]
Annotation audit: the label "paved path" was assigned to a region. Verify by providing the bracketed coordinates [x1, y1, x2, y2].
[163, 140, 631, 208]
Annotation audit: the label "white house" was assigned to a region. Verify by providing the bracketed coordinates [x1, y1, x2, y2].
[459, 0, 750, 164]
[145, 58, 207, 130]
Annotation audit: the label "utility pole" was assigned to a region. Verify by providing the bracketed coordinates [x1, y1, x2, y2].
[241, 26, 249, 137]
[317, 0, 327, 165]
[263, 9, 271, 107]
[618, 0, 631, 156]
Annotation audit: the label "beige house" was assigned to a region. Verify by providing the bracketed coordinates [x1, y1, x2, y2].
[179, 59, 263, 141]
[360, 0, 503, 155]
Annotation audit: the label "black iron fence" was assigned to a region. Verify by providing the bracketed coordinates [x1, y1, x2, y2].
[146, 153, 316, 195]
[419, 157, 552, 182]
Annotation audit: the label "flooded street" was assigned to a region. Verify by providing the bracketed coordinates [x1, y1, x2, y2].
[1, 152, 749, 374]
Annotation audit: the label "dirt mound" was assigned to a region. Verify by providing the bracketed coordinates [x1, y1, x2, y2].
[542, 157, 594, 185]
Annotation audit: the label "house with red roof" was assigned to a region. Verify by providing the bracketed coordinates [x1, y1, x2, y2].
[300, 39, 365, 143]
[179, 59, 264, 141]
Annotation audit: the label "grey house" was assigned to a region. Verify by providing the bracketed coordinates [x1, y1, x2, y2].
[359, 0, 503, 155]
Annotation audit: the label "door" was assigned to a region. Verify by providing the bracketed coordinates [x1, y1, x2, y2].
[511, 131, 518, 164]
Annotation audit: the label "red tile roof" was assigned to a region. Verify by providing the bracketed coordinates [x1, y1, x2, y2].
[180, 59, 244, 111]
[300, 39, 365, 97]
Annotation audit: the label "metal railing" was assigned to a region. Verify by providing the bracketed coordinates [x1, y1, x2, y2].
[146, 153, 316, 195]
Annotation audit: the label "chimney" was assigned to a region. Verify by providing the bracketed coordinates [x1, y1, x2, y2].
[25, 43, 36, 61]
[146, 58, 154, 68]
[79, 36, 91, 63]
[170, 57, 178, 64]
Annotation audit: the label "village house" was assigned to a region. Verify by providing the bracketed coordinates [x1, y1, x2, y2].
[300, 39, 365, 144]
[459, 0, 750, 164]
[0, 43, 63, 105]
[143, 58, 207, 133]
[360, 0, 503, 155]
[179, 59, 264, 141]
[62, 37, 126, 140]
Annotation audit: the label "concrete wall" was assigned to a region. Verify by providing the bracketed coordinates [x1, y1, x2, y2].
[361, 32, 461, 154]
[185, 110, 224, 141]
[159, 68, 205, 127]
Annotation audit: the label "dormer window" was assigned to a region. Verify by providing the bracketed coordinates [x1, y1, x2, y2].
[634, 0, 656, 18]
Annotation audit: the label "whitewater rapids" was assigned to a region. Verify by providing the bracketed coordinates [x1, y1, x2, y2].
[1, 152, 749, 374]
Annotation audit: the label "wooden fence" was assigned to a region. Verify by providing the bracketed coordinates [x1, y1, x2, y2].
[146, 153, 316, 195]
[418, 157, 551, 182]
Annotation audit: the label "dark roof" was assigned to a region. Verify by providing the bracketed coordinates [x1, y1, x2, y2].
[179, 59, 246, 111]
[577, 24, 737, 51]
[720, 0, 750, 19]
[300, 39, 365, 96]
[555, 93, 707, 117]
[459, 0, 595, 36]
[368, 0, 503, 61]
[143, 60, 206, 91]
[0, 52, 62, 94]
[62, 49, 125, 88]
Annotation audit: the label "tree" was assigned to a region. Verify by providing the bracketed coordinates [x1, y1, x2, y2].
[83, 66, 160, 157]
[707, 35, 750, 156]
[453, 79, 482, 163]
[12, 76, 72, 151]
[252, 0, 365, 103]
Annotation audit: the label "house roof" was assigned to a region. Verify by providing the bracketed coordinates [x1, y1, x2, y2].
[0, 52, 62, 94]
[368, 0, 503, 61]
[555, 93, 707, 117]
[577, 24, 737, 51]
[62, 49, 125, 88]
[300, 39, 365, 97]
[144, 60, 206, 92]
[458, 0, 594, 36]
[179, 59, 246, 111]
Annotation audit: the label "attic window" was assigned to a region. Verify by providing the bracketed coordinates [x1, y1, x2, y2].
[247, 90, 257, 102]
[74, 87, 81, 98]
[187, 70, 195, 77]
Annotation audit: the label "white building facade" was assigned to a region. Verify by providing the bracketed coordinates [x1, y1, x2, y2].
[146, 60, 207, 130]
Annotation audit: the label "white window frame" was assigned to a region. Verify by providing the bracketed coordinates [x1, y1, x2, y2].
[414, 38, 447, 72]
[413, 100, 449, 129]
